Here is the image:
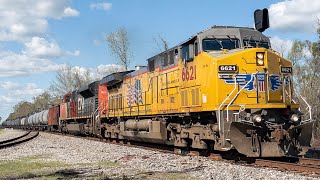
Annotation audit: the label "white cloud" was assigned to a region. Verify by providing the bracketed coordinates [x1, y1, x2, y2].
[63, 7, 80, 17]
[90, 2, 112, 11]
[0, 81, 19, 90]
[270, 36, 293, 56]
[14, 83, 44, 96]
[0, 0, 79, 41]
[0, 96, 14, 104]
[0, 36, 80, 77]
[96, 64, 125, 78]
[0, 1, 81, 78]
[269, 0, 320, 32]
[24, 37, 80, 58]
[0, 51, 61, 77]
[67, 50, 80, 56]
[24, 37, 64, 58]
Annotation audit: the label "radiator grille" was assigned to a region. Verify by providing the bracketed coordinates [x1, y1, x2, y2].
[181, 90, 188, 107]
[191, 88, 199, 106]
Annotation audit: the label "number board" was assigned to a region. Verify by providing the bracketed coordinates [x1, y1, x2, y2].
[218, 65, 238, 73]
[281, 66, 292, 74]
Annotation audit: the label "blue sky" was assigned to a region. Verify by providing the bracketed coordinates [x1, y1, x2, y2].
[1, 0, 320, 121]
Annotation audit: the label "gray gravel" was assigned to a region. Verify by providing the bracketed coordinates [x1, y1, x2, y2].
[0, 129, 318, 179]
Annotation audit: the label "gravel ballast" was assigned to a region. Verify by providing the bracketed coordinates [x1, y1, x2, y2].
[0, 129, 318, 179]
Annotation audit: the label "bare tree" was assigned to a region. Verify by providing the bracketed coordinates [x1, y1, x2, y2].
[288, 40, 305, 66]
[153, 34, 169, 53]
[271, 37, 290, 57]
[106, 27, 131, 70]
[50, 65, 92, 96]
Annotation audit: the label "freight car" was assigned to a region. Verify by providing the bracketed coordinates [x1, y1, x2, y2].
[2, 9, 315, 157]
[2, 106, 60, 131]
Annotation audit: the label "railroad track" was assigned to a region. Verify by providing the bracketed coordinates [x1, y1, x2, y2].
[254, 158, 320, 175]
[0, 131, 39, 149]
[36, 130, 320, 177]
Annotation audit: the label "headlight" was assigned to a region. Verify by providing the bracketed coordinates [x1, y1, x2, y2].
[252, 115, 263, 124]
[256, 52, 265, 66]
[290, 114, 300, 122]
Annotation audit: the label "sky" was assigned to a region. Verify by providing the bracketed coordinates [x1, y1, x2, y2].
[0, 0, 320, 121]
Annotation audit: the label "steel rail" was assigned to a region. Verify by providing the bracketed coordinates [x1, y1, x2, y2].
[0, 131, 39, 149]
[255, 159, 320, 174]
[0, 131, 30, 144]
[298, 157, 320, 166]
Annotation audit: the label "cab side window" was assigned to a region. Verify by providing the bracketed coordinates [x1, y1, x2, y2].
[148, 58, 155, 72]
[180, 38, 198, 62]
[181, 45, 190, 61]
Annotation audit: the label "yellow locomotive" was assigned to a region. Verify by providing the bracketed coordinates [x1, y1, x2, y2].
[97, 24, 314, 157]
[55, 9, 314, 157]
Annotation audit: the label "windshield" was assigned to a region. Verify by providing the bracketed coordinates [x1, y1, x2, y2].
[243, 40, 270, 49]
[202, 38, 240, 51]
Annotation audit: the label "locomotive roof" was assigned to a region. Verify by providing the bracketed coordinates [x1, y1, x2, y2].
[100, 70, 134, 86]
[147, 25, 270, 63]
[186, 25, 270, 44]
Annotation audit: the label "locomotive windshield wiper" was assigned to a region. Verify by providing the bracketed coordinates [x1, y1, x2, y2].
[227, 35, 238, 49]
[212, 36, 224, 50]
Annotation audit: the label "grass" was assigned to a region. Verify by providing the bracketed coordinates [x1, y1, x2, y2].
[96, 161, 119, 167]
[19, 154, 48, 161]
[0, 156, 67, 179]
[0, 155, 120, 179]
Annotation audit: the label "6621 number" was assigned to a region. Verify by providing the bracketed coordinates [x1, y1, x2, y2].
[182, 65, 196, 81]
[218, 65, 237, 72]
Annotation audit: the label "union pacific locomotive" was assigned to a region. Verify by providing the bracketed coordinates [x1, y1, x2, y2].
[3, 9, 314, 157]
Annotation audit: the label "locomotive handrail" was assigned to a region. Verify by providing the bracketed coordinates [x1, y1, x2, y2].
[288, 74, 312, 122]
[90, 101, 105, 133]
[217, 72, 257, 134]
[91, 101, 105, 119]
[217, 75, 238, 133]
[226, 72, 256, 122]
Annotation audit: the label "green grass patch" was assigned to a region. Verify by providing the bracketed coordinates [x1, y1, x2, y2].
[96, 161, 119, 167]
[19, 154, 48, 161]
[0, 158, 67, 179]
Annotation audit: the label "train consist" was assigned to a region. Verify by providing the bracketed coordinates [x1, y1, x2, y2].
[2, 10, 315, 157]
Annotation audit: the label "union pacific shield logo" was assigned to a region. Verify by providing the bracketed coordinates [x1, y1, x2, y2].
[224, 74, 255, 91]
[222, 73, 282, 92]
[269, 75, 281, 91]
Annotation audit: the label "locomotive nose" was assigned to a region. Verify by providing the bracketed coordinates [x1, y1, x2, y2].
[229, 121, 314, 157]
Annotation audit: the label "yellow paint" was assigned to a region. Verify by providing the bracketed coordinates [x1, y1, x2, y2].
[105, 48, 298, 118]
